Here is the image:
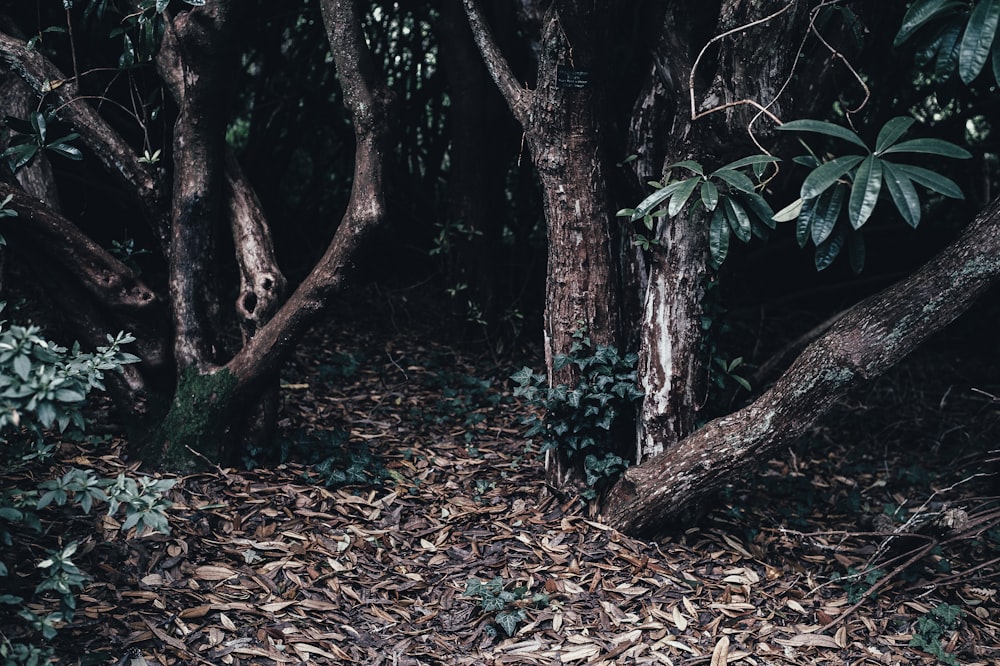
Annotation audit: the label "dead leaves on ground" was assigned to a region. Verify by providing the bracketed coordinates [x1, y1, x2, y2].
[11, 322, 1000, 665]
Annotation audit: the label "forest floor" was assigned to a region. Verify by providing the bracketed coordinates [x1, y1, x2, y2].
[6, 291, 1000, 665]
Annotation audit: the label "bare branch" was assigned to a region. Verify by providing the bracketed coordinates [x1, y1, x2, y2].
[462, 0, 531, 126]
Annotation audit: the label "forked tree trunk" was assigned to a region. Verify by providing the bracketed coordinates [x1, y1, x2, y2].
[603, 196, 1000, 535]
[464, 0, 621, 487]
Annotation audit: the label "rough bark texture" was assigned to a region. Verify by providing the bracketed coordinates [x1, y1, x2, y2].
[603, 197, 1000, 535]
[156, 3, 235, 372]
[465, 0, 621, 486]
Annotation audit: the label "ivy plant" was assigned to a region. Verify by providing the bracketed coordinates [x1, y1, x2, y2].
[894, 0, 1000, 84]
[773, 116, 971, 271]
[618, 155, 778, 267]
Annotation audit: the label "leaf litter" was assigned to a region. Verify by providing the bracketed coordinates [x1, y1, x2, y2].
[5, 305, 1000, 665]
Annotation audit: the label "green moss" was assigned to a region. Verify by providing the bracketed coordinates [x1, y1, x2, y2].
[150, 368, 239, 472]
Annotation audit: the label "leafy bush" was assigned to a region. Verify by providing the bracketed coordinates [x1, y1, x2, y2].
[511, 335, 643, 499]
[0, 310, 175, 663]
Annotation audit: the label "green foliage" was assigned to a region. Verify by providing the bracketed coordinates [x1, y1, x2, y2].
[0, 314, 173, 663]
[2, 112, 82, 172]
[909, 603, 963, 665]
[463, 577, 549, 638]
[618, 155, 778, 268]
[109, 236, 151, 274]
[775, 117, 970, 271]
[250, 428, 387, 489]
[511, 337, 643, 499]
[831, 566, 886, 604]
[895, 0, 1000, 85]
[0, 194, 15, 249]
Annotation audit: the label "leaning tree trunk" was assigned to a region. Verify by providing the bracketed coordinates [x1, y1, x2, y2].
[603, 196, 1000, 535]
[464, 0, 621, 487]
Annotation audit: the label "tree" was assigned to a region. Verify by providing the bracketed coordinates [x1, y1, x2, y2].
[2, 0, 998, 538]
[0, 0, 394, 470]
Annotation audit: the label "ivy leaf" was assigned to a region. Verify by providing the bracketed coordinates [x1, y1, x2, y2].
[848, 155, 883, 229]
[958, 0, 1000, 83]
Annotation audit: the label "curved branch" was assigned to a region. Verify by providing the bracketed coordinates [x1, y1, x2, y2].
[225, 0, 394, 393]
[603, 197, 1000, 535]
[462, 0, 531, 126]
[0, 29, 168, 250]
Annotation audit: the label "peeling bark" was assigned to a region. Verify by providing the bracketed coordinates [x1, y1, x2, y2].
[603, 197, 1000, 535]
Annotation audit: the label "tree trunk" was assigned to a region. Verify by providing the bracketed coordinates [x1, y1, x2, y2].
[464, 0, 621, 487]
[603, 196, 1000, 535]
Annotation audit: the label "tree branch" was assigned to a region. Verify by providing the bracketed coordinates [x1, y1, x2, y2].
[226, 0, 394, 394]
[603, 197, 1000, 535]
[462, 0, 531, 126]
[0, 28, 168, 251]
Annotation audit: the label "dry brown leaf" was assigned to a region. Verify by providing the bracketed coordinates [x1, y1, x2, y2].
[711, 635, 730, 666]
[193, 565, 237, 581]
[775, 633, 841, 648]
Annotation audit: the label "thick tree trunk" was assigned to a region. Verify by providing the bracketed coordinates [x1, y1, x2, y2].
[603, 197, 1000, 535]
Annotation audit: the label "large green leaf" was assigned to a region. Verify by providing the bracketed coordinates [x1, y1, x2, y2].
[708, 207, 730, 266]
[881, 160, 922, 228]
[959, 0, 1000, 83]
[847, 230, 866, 274]
[892, 163, 965, 198]
[631, 180, 684, 221]
[738, 191, 776, 230]
[801, 155, 864, 199]
[778, 119, 869, 150]
[724, 196, 752, 242]
[711, 168, 757, 194]
[812, 185, 846, 245]
[795, 197, 818, 248]
[667, 159, 704, 176]
[880, 137, 972, 158]
[717, 154, 781, 171]
[895, 0, 965, 46]
[848, 155, 882, 229]
[815, 224, 847, 271]
[936, 23, 963, 77]
[30, 112, 46, 144]
[667, 177, 701, 217]
[874, 117, 916, 154]
[700, 180, 719, 211]
[772, 198, 803, 223]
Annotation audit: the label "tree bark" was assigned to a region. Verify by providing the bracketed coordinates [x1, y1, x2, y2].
[464, 0, 621, 486]
[603, 196, 1000, 535]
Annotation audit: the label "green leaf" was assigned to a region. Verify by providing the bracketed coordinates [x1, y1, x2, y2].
[3, 143, 39, 170]
[711, 168, 757, 194]
[936, 23, 963, 77]
[631, 180, 684, 221]
[895, 0, 965, 46]
[738, 191, 776, 229]
[874, 117, 916, 154]
[717, 154, 780, 171]
[893, 163, 964, 198]
[812, 185, 846, 245]
[700, 180, 719, 211]
[773, 198, 804, 222]
[879, 137, 972, 158]
[708, 207, 730, 266]
[796, 197, 818, 248]
[724, 196, 752, 243]
[46, 143, 83, 161]
[667, 159, 704, 176]
[30, 112, 46, 144]
[848, 155, 882, 229]
[959, 0, 1000, 83]
[778, 119, 869, 150]
[815, 224, 847, 271]
[667, 177, 700, 217]
[156, 0, 169, 11]
[881, 161, 922, 228]
[801, 155, 864, 199]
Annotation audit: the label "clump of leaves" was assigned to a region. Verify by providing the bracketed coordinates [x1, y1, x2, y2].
[254, 428, 386, 488]
[511, 336, 643, 499]
[463, 577, 549, 638]
[2, 112, 82, 172]
[774, 116, 970, 271]
[618, 155, 777, 267]
[909, 603, 963, 666]
[831, 566, 886, 604]
[894, 0, 1000, 85]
